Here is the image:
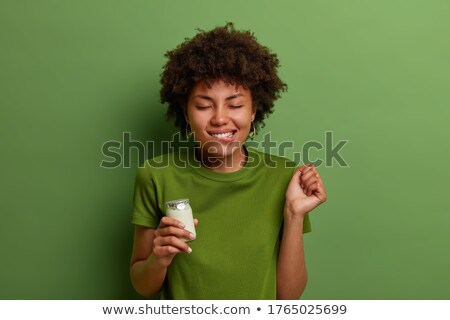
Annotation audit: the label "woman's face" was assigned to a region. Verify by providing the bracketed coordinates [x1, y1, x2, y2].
[186, 80, 255, 164]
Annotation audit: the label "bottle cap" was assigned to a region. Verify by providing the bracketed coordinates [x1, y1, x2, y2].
[165, 199, 190, 210]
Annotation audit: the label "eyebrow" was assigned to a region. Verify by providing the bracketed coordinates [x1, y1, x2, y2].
[194, 93, 244, 101]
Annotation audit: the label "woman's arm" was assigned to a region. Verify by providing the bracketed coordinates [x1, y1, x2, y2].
[130, 218, 196, 297]
[130, 226, 167, 297]
[277, 164, 327, 299]
[277, 213, 307, 299]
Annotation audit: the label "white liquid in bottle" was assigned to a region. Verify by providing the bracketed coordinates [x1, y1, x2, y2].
[165, 199, 196, 242]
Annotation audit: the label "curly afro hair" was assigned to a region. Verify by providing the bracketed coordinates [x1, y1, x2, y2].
[160, 22, 287, 135]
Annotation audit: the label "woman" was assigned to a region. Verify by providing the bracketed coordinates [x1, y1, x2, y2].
[130, 23, 327, 299]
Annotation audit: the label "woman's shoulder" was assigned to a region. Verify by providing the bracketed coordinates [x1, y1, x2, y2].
[137, 151, 190, 176]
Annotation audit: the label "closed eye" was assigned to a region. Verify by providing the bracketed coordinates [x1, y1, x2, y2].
[195, 105, 211, 110]
[229, 105, 243, 109]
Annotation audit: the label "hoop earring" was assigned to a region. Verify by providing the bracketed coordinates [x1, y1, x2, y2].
[185, 122, 193, 139]
[249, 122, 256, 140]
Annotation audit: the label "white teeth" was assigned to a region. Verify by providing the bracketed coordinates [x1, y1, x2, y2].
[211, 132, 234, 138]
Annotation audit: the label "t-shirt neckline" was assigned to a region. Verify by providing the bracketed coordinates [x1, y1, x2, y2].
[187, 146, 264, 182]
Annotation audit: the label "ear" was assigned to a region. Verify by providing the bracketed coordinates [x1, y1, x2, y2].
[251, 110, 256, 122]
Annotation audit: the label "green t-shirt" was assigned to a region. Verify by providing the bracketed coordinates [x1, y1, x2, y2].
[131, 147, 311, 299]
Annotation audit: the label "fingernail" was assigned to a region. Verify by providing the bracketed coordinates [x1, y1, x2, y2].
[187, 247, 192, 253]
[189, 232, 196, 240]
[178, 222, 185, 228]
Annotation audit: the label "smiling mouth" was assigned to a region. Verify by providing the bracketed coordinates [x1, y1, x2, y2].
[208, 131, 237, 139]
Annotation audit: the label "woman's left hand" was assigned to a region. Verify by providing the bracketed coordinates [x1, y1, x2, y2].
[285, 164, 327, 218]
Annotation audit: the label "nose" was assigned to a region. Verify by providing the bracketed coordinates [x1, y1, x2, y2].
[210, 106, 229, 126]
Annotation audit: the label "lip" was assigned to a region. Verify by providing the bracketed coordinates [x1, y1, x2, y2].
[207, 129, 237, 143]
[207, 129, 237, 134]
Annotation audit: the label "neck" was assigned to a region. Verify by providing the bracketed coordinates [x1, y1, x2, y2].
[195, 145, 248, 173]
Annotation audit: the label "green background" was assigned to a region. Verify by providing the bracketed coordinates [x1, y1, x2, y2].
[1, 0, 449, 299]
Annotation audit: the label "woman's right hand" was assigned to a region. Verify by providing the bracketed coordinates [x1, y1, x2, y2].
[152, 216, 198, 267]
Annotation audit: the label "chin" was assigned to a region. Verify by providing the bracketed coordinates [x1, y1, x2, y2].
[200, 140, 242, 154]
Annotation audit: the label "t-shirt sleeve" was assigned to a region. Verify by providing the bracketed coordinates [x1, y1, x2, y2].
[131, 161, 162, 228]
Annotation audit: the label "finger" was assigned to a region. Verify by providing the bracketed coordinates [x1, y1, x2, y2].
[194, 218, 199, 227]
[302, 174, 319, 188]
[302, 167, 317, 181]
[298, 165, 314, 176]
[298, 165, 313, 188]
[314, 181, 328, 202]
[155, 225, 196, 241]
[153, 245, 182, 256]
[303, 177, 319, 190]
[289, 167, 303, 189]
[317, 175, 326, 192]
[300, 171, 316, 190]
[159, 216, 186, 229]
[304, 169, 322, 197]
[304, 177, 325, 200]
[302, 175, 318, 196]
[313, 172, 326, 194]
[156, 236, 192, 253]
[307, 182, 319, 196]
